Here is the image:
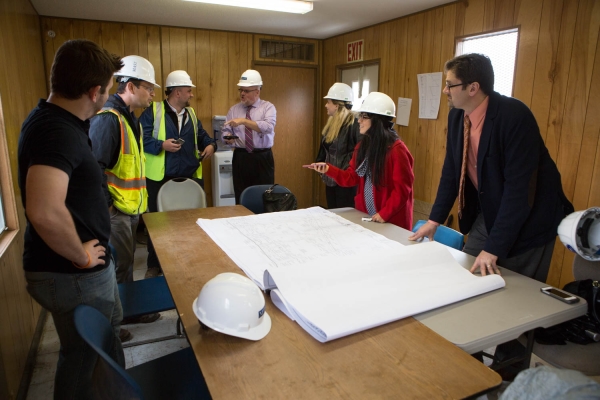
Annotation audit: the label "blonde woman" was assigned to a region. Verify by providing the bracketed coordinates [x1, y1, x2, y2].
[316, 83, 361, 208]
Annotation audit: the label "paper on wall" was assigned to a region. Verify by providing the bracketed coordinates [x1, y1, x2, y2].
[396, 97, 412, 126]
[418, 72, 443, 119]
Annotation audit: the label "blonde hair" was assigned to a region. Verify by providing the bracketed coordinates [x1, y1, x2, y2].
[322, 100, 355, 143]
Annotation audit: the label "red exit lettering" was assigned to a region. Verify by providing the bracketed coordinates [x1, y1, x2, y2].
[347, 40, 364, 63]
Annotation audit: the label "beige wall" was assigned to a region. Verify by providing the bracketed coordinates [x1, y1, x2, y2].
[323, 0, 600, 289]
[0, 0, 48, 397]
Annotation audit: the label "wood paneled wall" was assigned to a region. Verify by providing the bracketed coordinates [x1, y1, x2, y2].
[0, 0, 48, 397]
[41, 18, 321, 207]
[323, 0, 600, 288]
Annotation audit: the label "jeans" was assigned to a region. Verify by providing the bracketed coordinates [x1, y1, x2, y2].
[110, 206, 139, 283]
[25, 262, 124, 400]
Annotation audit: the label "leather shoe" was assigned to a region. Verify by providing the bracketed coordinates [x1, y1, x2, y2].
[119, 328, 132, 342]
[121, 313, 160, 325]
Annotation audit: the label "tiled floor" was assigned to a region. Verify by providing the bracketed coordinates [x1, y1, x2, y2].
[26, 236, 188, 399]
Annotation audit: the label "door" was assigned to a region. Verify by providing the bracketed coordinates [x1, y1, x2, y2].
[258, 65, 316, 209]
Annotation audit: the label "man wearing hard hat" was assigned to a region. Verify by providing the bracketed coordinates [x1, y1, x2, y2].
[222, 69, 277, 204]
[140, 70, 217, 278]
[89, 55, 160, 341]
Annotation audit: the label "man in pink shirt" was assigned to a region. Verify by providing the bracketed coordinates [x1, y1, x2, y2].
[409, 53, 573, 379]
[222, 69, 277, 203]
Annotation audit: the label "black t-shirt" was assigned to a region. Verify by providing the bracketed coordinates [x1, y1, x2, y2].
[18, 99, 111, 273]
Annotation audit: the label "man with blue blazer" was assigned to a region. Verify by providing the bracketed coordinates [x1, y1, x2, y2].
[410, 53, 573, 283]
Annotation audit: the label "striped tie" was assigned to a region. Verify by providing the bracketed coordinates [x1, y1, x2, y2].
[245, 106, 254, 153]
[458, 114, 471, 219]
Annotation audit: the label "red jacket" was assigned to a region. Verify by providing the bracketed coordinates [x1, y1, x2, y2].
[326, 140, 414, 230]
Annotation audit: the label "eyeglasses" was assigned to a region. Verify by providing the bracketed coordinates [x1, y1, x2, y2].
[445, 82, 465, 90]
[358, 113, 371, 120]
[238, 88, 258, 94]
[138, 84, 155, 94]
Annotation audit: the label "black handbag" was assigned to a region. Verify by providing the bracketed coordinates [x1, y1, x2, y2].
[262, 184, 297, 213]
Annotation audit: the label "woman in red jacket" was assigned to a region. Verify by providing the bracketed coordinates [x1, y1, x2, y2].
[307, 92, 414, 230]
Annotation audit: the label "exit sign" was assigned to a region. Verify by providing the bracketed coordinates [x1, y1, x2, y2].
[347, 39, 364, 63]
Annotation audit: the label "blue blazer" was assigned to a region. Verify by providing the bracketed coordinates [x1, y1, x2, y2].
[429, 92, 573, 259]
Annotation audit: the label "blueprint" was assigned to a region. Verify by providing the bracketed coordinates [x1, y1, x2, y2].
[196, 207, 403, 289]
[418, 72, 442, 119]
[268, 241, 505, 342]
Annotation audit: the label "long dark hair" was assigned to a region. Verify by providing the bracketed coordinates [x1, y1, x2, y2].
[356, 114, 398, 187]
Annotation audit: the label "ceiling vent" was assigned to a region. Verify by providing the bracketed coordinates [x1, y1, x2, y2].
[259, 39, 315, 62]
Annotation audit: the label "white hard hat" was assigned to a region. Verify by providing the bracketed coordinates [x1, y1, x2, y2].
[357, 92, 396, 117]
[115, 55, 160, 88]
[192, 273, 271, 341]
[237, 69, 263, 87]
[165, 70, 195, 88]
[324, 83, 353, 103]
[558, 207, 600, 261]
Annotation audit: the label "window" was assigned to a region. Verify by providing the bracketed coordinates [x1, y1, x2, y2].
[0, 185, 5, 234]
[456, 29, 519, 96]
[0, 93, 18, 247]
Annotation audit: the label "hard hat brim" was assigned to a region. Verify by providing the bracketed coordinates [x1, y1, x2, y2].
[166, 84, 196, 88]
[192, 297, 272, 341]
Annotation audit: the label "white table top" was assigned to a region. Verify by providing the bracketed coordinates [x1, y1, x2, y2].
[332, 208, 588, 354]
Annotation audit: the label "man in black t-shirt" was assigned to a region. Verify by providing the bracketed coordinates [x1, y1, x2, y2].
[18, 40, 123, 399]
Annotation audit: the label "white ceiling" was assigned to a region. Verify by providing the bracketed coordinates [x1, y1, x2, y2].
[30, 0, 454, 39]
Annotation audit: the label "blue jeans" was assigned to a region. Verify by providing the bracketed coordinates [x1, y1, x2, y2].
[25, 261, 124, 400]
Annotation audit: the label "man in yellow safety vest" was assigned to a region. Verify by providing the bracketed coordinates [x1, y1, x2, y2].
[89, 55, 160, 341]
[140, 70, 216, 278]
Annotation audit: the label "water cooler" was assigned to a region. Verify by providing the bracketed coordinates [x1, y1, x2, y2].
[212, 115, 235, 206]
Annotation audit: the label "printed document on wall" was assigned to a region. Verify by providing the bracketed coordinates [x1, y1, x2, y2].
[418, 72, 442, 119]
[396, 97, 412, 126]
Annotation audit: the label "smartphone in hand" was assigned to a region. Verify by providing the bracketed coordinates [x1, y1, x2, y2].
[173, 138, 185, 145]
[222, 135, 239, 140]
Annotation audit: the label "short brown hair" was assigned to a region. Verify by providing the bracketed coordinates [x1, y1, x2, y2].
[50, 39, 123, 100]
[444, 53, 495, 96]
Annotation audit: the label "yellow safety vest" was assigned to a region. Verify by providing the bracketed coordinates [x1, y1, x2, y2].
[100, 108, 148, 215]
[145, 102, 202, 181]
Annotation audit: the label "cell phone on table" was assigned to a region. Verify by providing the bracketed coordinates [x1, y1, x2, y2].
[172, 138, 185, 145]
[222, 135, 239, 140]
[540, 287, 580, 304]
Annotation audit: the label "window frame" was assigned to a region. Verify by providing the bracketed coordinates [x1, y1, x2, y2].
[0, 93, 20, 257]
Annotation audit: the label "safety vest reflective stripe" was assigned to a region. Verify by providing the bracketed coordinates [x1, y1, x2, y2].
[99, 108, 147, 215]
[105, 172, 147, 189]
[151, 102, 163, 140]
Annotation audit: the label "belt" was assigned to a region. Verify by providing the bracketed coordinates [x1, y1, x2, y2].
[234, 148, 271, 153]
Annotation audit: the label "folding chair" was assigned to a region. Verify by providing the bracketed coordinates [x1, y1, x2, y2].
[157, 178, 206, 211]
[74, 304, 211, 400]
[412, 219, 464, 250]
[110, 244, 183, 348]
